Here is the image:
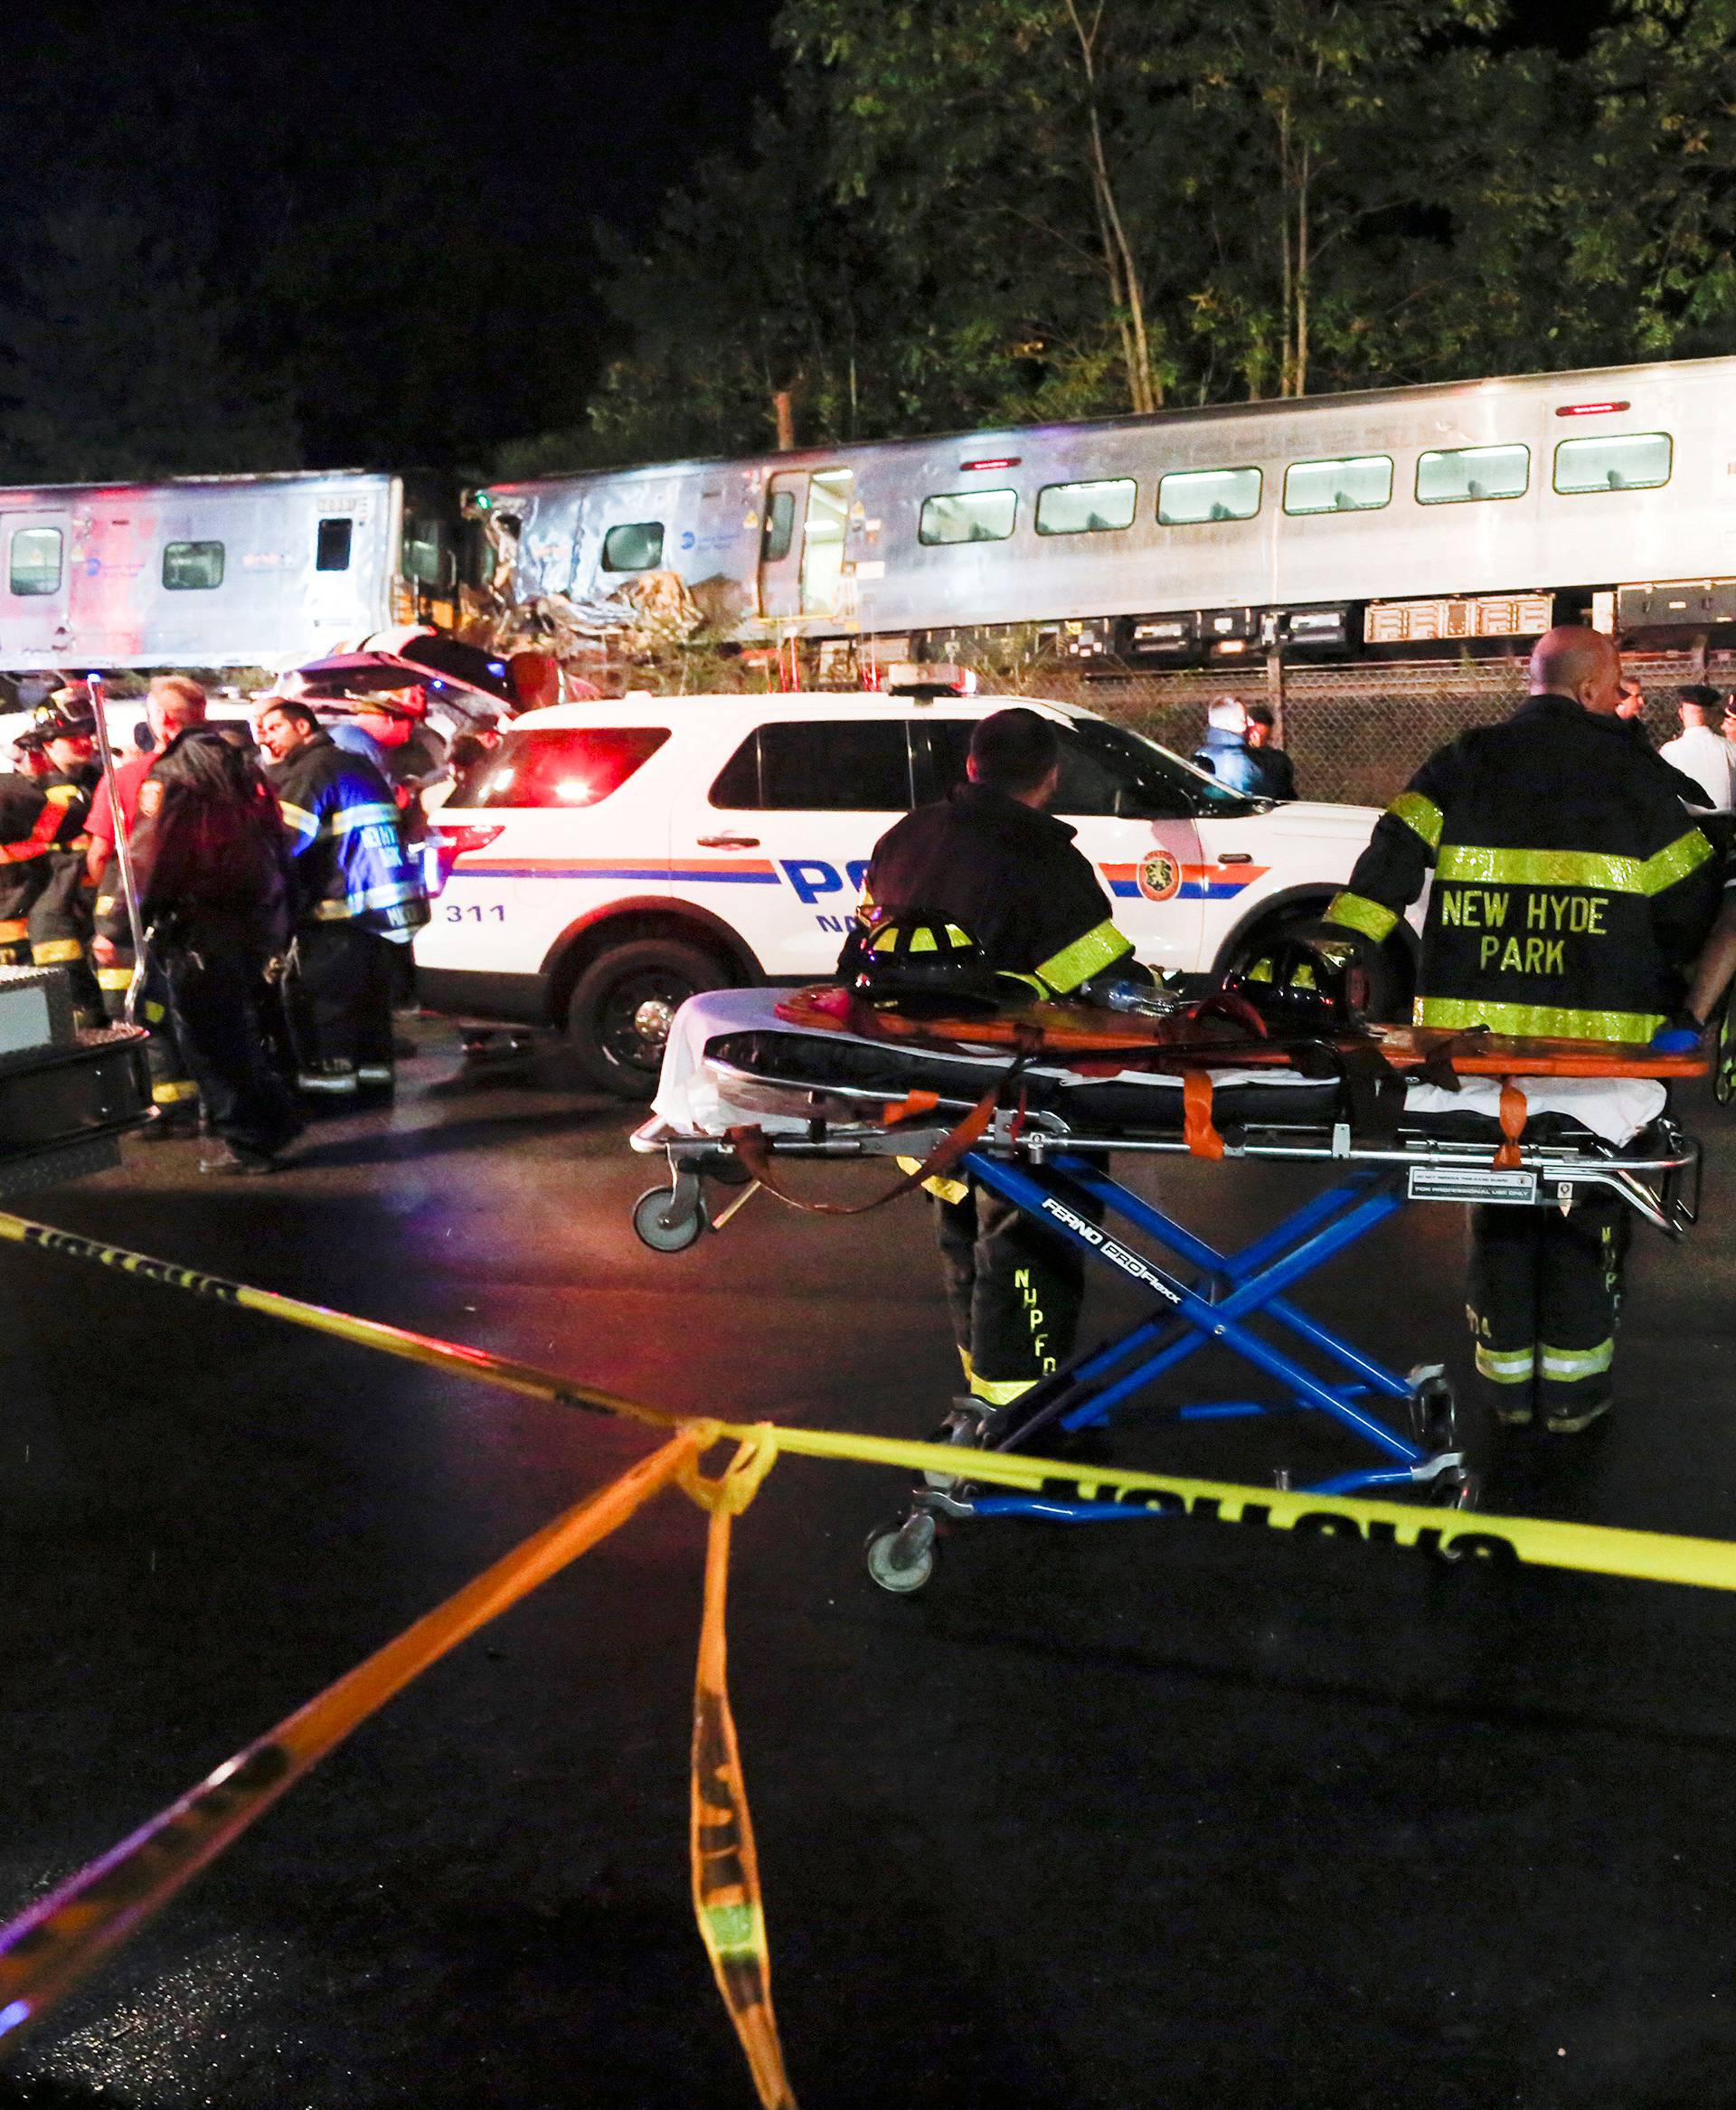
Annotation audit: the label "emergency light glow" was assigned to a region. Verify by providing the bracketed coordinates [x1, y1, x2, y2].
[1555, 401, 1630, 416]
[960, 457, 1021, 471]
[555, 778, 601, 805]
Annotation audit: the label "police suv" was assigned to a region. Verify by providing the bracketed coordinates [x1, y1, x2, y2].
[414, 690, 1405, 1095]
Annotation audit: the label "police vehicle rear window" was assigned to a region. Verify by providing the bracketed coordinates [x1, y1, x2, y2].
[456, 727, 670, 809]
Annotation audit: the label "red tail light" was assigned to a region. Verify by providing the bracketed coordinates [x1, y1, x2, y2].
[425, 822, 503, 896]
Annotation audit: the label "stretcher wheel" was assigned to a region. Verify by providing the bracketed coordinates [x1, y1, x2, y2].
[864, 1512, 937, 1594]
[1406, 1370, 1458, 1452]
[923, 1406, 987, 1490]
[632, 1186, 707, 1253]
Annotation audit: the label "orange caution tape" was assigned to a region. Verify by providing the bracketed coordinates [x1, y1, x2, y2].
[0, 1430, 702, 2055]
[682, 1433, 797, 2108]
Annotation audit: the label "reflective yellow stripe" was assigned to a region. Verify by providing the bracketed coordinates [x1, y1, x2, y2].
[43, 784, 78, 807]
[1540, 1339, 1615, 1381]
[1434, 829, 1714, 896]
[1390, 791, 1444, 850]
[94, 895, 115, 915]
[967, 1372, 1037, 1405]
[330, 802, 400, 834]
[1414, 996, 1664, 1042]
[1326, 890, 1398, 944]
[151, 1080, 200, 1105]
[31, 939, 83, 964]
[95, 968, 133, 990]
[0, 918, 26, 941]
[1641, 828, 1715, 896]
[1476, 1343, 1536, 1383]
[143, 1001, 166, 1023]
[909, 927, 938, 952]
[1035, 918, 1131, 995]
[944, 925, 971, 948]
[278, 800, 319, 847]
[311, 879, 420, 919]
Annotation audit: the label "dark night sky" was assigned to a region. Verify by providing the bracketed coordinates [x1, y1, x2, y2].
[0, 0, 1608, 472]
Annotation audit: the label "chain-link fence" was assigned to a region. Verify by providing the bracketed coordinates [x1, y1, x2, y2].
[1027, 653, 1726, 810]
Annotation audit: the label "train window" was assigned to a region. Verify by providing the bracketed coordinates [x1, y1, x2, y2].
[918, 490, 1018, 545]
[601, 520, 665, 572]
[162, 540, 225, 591]
[1553, 432, 1672, 495]
[1283, 456, 1392, 515]
[403, 517, 450, 587]
[316, 517, 354, 572]
[1035, 478, 1137, 535]
[761, 489, 797, 563]
[1157, 467, 1262, 525]
[710, 720, 913, 812]
[8, 527, 61, 597]
[1415, 444, 1530, 505]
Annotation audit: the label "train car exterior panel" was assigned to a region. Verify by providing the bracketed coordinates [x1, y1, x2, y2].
[479, 355, 1736, 658]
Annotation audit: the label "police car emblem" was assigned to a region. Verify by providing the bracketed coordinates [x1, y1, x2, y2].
[1137, 850, 1180, 903]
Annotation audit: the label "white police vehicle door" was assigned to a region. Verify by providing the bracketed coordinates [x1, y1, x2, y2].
[916, 714, 1207, 978]
[689, 714, 915, 978]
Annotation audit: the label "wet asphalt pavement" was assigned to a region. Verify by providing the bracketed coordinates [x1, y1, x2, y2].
[4, 1022, 1736, 2109]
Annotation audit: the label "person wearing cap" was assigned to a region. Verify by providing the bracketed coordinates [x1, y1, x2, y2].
[255, 695, 429, 1101]
[1657, 685, 1734, 809]
[19, 688, 105, 1025]
[1191, 696, 1266, 796]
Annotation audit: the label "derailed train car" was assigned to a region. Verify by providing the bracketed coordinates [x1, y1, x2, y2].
[476, 354, 1736, 668]
[0, 471, 463, 682]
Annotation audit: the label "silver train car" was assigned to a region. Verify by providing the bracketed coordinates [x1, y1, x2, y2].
[477, 354, 1736, 666]
[0, 471, 462, 681]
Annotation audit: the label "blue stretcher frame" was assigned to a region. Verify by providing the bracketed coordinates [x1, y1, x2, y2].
[952, 1146, 1458, 1511]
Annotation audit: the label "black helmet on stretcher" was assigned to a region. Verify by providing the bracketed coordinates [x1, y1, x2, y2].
[839, 913, 1013, 1015]
[1219, 925, 1373, 1035]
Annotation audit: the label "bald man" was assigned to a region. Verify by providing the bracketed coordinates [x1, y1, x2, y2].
[1324, 625, 1721, 1436]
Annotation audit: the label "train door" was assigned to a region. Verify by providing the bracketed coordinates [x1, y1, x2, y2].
[0, 510, 71, 664]
[758, 471, 805, 618]
[757, 468, 857, 620]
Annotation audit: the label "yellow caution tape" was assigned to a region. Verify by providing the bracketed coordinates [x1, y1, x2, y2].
[0, 1431, 702, 2055]
[12, 1203, 1736, 2107]
[683, 1434, 797, 2109]
[6, 1206, 1736, 1594]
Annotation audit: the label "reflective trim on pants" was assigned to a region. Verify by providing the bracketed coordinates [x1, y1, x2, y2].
[1475, 1342, 1536, 1385]
[1540, 1339, 1614, 1383]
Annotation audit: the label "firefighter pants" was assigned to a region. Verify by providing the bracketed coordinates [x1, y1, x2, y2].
[98, 952, 202, 1117]
[160, 936, 300, 1156]
[28, 874, 103, 1026]
[1467, 1197, 1628, 1424]
[933, 1177, 1089, 1405]
[283, 923, 397, 1093]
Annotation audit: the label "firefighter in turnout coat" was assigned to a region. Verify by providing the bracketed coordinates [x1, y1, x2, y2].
[255, 696, 429, 1099]
[1323, 626, 1721, 1433]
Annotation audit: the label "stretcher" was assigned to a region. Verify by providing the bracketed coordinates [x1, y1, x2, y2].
[630, 988, 1703, 1592]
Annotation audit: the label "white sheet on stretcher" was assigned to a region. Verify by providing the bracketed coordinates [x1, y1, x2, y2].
[651, 987, 1666, 1147]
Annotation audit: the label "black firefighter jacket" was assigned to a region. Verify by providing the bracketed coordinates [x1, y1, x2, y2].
[266, 732, 429, 941]
[96, 726, 293, 956]
[857, 781, 1132, 996]
[1325, 691, 1722, 1042]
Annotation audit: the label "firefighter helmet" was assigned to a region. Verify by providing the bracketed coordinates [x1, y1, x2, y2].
[841, 913, 1008, 1014]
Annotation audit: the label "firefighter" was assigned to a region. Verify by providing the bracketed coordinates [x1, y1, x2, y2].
[93, 709, 301, 1174]
[18, 687, 105, 1025]
[254, 695, 429, 1100]
[846, 707, 1148, 1416]
[0, 746, 63, 969]
[86, 676, 210, 1129]
[1321, 625, 1722, 1433]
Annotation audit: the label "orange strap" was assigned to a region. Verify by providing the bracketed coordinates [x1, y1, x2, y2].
[1183, 1070, 1225, 1159]
[1494, 1080, 1528, 1169]
[728, 1083, 1000, 1217]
